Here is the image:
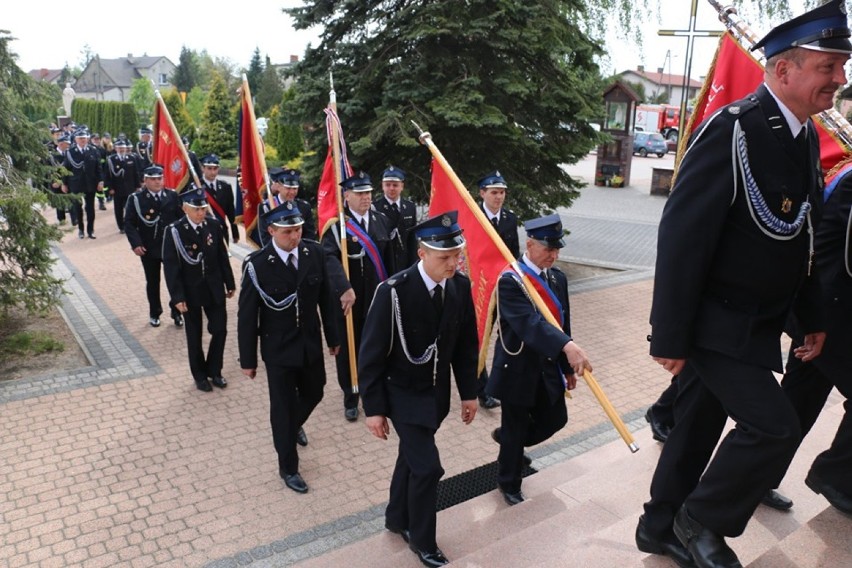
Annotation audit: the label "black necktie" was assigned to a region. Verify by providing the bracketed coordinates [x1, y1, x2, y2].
[391, 202, 399, 215]
[491, 217, 499, 230]
[195, 224, 201, 236]
[286, 254, 297, 273]
[796, 129, 808, 155]
[359, 217, 367, 232]
[432, 284, 443, 315]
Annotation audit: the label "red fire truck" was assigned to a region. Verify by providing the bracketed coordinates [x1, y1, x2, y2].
[634, 104, 688, 142]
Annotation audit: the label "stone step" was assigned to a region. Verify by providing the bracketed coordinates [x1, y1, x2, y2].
[297, 392, 850, 567]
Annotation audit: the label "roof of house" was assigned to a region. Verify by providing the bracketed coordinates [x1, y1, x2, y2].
[76, 56, 174, 89]
[619, 68, 704, 89]
[28, 68, 64, 83]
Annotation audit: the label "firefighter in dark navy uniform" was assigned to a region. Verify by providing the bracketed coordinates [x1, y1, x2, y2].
[638, 3, 851, 567]
[360, 210, 479, 568]
[475, 170, 520, 409]
[237, 201, 340, 494]
[162, 188, 236, 393]
[257, 168, 317, 244]
[62, 128, 105, 239]
[194, 154, 239, 246]
[124, 165, 185, 328]
[777, 156, 852, 518]
[322, 171, 393, 422]
[372, 165, 418, 272]
[106, 139, 143, 233]
[486, 214, 591, 507]
[136, 127, 153, 169]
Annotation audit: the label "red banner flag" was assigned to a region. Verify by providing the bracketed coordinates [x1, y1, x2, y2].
[427, 158, 509, 369]
[152, 97, 189, 191]
[685, 31, 849, 172]
[237, 76, 268, 249]
[316, 107, 353, 237]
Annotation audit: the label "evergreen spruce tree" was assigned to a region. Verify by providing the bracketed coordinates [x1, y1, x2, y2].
[172, 46, 200, 93]
[256, 56, 284, 116]
[197, 72, 236, 158]
[273, 88, 304, 164]
[246, 48, 264, 96]
[0, 31, 66, 315]
[286, 0, 605, 214]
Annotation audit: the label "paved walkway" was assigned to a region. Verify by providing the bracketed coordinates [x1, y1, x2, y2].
[1, 160, 846, 567]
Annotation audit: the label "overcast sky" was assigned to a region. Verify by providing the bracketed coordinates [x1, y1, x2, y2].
[4, 1, 803, 82]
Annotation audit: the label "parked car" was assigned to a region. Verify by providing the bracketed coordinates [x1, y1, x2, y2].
[633, 132, 668, 158]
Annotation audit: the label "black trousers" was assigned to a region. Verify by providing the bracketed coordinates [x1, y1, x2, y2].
[650, 376, 679, 427]
[782, 340, 852, 492]
[74, 192, 96, 235]
[113, 192, 129, 231]
[644, 347, 800, 539]
[265, 360, 326, 474]
[386, 420, 444, 552]
[334, 315, 364, 409]
[498, 383, 567, 493]
[139, 255, 177, 319]
[183, 300, 227, 382]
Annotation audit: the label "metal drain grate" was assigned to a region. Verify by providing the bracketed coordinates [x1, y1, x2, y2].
[436, 461, 537, 511]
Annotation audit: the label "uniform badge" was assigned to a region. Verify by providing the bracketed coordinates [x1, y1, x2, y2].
[206, 233, 213, 246]
[352, 236, 359, 243]
[728, 106, 740, 115]
[781, 196, 792, 214]
[192, 243, 198, 250]
[442, 215, 452, 227]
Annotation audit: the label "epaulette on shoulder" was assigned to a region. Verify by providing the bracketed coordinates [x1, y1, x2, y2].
[453, 270, 471, 281]
[385, 272, 409, 287]
[550, 265, 565, 275]
[244, 249, 264, 263]
[719, 95, 760, 121]
[301, 237, 320, 244]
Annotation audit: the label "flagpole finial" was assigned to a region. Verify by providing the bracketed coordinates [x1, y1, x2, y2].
[410, 120, 431, 145]
[329, 71, 336, 103]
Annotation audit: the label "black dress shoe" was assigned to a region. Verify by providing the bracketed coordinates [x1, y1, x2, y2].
[499, 487, 525, 506]
[645, 407, 672, 443]
[491, 428, 532, 465]
[478, 394, 501, 409]
[296, 427, 308, 447]
[805, 470, 852, 516]
[281, 471, 308, 494]
[673, 505, 742, 568]
[761, 489, 793, 511]
[409, 545, 448, 567]
[78, 230, 85, 239]
[87, 233, 96, 239]
[385, 522, 410, 543]
[344, 407, 359, 422]
[173, 314, 183, 327]
[210, 376, 227, 389]
[635, 514, 696, 568]
[149, 317, 161, 327]
[195, 379, 212, 392]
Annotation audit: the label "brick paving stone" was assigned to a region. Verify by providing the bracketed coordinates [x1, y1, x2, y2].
[0, 199, 683, 567]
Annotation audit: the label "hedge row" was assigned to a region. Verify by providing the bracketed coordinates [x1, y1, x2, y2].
[70, 99, 140, 141]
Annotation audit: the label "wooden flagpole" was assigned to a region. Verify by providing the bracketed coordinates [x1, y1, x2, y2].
[413, 122, 638, 453]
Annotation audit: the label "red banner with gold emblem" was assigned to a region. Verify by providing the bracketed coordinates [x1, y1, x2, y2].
[152, 97, 189, 191]
[236, 75, 268, 248]
[685, 31, 849, 173]
[427, 158, 509, 371]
